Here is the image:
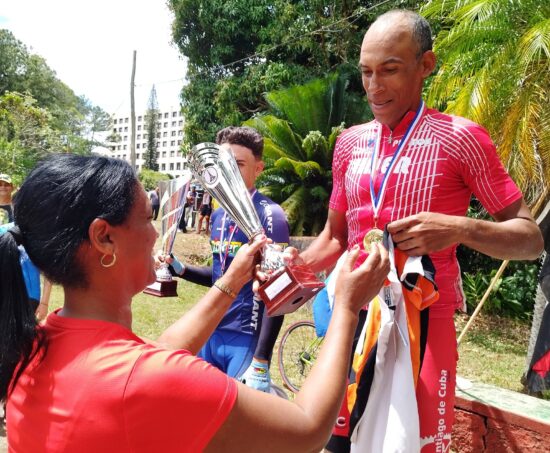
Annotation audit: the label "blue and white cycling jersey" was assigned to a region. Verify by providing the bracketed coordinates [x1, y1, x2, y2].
[210, 190, 289, 335]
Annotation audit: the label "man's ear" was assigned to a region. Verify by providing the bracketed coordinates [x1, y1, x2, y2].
[255, 159, 265, 177]
[88, 218, 115, 256]
[421, 50, 436, 78]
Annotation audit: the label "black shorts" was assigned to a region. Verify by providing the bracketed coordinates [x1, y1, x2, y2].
[200, 204, 212, 216]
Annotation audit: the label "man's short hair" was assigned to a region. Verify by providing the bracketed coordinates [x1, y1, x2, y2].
[215, 126, 264, 159]
[375, 10, 433, 56]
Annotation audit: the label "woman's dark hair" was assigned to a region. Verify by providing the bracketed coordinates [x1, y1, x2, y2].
[0, 154, 138, 400]
[216, 126, 264, 159]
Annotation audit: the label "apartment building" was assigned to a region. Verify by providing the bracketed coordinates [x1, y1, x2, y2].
[104, 107, 187, 178]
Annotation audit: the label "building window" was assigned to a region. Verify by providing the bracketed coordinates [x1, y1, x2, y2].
[123, 136, 127, 141]
[163, 122, 168, 128]
[161, 163, 166, 171]
[157, 113, 162, 119]
[172, 111, 177, 117]
[177, 140, 182, 145]
[157, 122, 161, 128]
[137, 115, 142, 121]
[137, 144, 140, 149]
[144, 133, 148, 139]
[124, 127, 128, 132]
[113, 128, 117, 134]
[136, 153, 140, 159]
[118, 127, 122, 132]
[137, 125, 141, 131]
[156, 133, 161, 138]
[176, 162, 181, 170]
[156, 141, 160, 148]
[170, 140, 175, 146]
[178, 120, 183, 126]
[163, 132, 167, 137]
[170, 150, 175, 157]
[111, 146, 116, 151]
[137, 134, 141, 140]
[164, 112, 169, 118]
[162, 151, 167, 158]
[117, 145, 121, 150]
[125, 118, 129, 123]
[114, 119, 118, 124]
[171, 121, 176, 127]
[162, 141, 167, 147]
[170, 163, 174, 170]
[123, 145, 127, 150]
[178, 130, 183, 136]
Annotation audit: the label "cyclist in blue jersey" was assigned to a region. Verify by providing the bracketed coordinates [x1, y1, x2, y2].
[166, 126, 290, 392]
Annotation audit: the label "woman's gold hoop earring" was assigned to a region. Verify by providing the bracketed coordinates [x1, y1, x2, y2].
[100, 253, 117, 268]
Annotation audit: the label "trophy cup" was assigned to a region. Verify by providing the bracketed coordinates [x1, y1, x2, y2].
[188, 142, 325, 316]
[143, 172, 192, 297]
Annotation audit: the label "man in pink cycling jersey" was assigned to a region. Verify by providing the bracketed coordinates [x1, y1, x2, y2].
[297, 9, 543, 453]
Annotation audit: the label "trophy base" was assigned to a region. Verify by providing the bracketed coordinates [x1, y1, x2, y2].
[258, 264, 325, 316]
[143, 279, 178, 297]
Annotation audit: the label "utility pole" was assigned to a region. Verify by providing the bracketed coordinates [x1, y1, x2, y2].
[130, 50, 137, 169]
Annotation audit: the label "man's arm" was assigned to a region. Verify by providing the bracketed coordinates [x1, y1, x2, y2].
[299, 208, 349, 273]
[388, 198, 543, 260]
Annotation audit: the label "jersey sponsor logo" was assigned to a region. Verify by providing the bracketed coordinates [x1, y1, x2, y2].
[211, 239, 243, 256]
[250, 296, 261, 331]
[259, 199, 274, 234]
[349, 156, 412, 176]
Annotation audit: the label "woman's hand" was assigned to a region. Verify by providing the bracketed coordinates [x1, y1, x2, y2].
[224, 235, 267, 289]
[334, 243, 389, 314]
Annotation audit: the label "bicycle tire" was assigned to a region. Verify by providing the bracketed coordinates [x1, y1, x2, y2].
[278, 320, 322, 393]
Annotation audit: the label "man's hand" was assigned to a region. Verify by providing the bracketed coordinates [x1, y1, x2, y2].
[387, 212, 463, 256]
[240, 358, 271, 393]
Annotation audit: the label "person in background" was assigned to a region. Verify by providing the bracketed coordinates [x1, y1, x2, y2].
[179, 186, 196, 233]
[1, 153, 389, 452]
[196, 191, 212, 235]
[165, 126, 290, 393]
[290, 9, 543, 452]
[0, 174, 14, 224]
[149, 186, 160, 221]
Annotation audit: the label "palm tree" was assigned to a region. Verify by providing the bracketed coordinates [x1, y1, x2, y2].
[245, 72, 371, 235]
[422, 0, 550, 205]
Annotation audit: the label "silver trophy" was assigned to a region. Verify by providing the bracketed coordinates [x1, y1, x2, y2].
[144, 172, 192, 297]
[188, 142, 324, 315]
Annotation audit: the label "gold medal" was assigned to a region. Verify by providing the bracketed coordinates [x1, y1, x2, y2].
[363, 228, 384, 249]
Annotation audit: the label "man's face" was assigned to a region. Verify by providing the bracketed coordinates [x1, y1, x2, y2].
[359, 18, 435, 129]
[0, 180, 13, 200]
[221, 143, 264, 190]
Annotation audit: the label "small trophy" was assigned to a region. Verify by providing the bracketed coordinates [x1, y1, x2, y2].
[188, 142, 325, 316]
[143, 172, 192, 297]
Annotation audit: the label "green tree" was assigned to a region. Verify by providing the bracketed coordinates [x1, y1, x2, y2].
[245, 72, 371, 235]
[0, 92, 63, 184]
[422, 0, 550, 205]
[143, 86, 160, 171]
[168, 0, 414, 146]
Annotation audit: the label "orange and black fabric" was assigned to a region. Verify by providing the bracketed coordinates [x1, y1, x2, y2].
[348, 234, 438, 435]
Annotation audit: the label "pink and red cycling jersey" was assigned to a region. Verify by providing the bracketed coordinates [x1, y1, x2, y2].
[330, 107, 521, 315]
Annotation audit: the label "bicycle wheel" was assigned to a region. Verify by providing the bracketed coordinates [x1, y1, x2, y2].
[278, 320, 323, 393]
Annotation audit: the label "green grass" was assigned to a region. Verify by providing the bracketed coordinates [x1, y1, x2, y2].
[46, 284, 532, 396]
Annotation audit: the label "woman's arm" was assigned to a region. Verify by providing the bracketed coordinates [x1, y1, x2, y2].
[206, 244, 390, 452]
[157, 236, 266, 353]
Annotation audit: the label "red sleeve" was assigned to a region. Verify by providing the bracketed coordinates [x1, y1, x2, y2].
[453, 121, 522, 215]
[329, 130, 351, 213]
[122, 347, 237, 452]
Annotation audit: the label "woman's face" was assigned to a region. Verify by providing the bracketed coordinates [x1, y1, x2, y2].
[112, 186, 158, 293]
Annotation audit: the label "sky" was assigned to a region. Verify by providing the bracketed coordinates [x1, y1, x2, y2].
[1, 0, 188, 115]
